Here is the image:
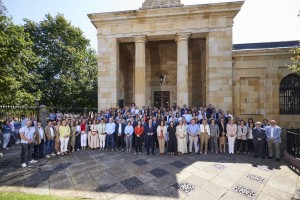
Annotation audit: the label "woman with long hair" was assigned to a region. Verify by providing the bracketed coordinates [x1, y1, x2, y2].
[157, 120, 167, 155]
[134, 120, 144, 155]
[167, 121, 177, 155]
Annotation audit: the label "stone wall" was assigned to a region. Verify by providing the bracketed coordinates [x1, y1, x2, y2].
[233, 48, 299, 129]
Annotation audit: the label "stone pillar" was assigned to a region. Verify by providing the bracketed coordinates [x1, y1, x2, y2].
[133, 35, 147, 108]
[176, 33, 191, 107]
[39, 105, 47, 128]
[206, 31, 233, 110]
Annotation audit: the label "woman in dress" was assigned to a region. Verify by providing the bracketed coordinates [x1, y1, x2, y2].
[54, 121, 61, 155]
[167, 121, 177, 155]
[69, 121, 76, 153]
[157, 120, 167, 155]
[218, 118, 227, 153]
[247, 122, 255, 155]
[90, 120, 99, 150]
[176, 120, 187, 155]
[227, 119, 237, 155]
[75, 120, 81, 151]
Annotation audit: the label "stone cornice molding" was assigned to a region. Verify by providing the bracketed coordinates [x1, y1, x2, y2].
[88, 1, 244, 27]
[233, 47, 295, 57]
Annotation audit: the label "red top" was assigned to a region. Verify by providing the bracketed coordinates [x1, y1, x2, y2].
[80, 123, 86, 131]
[134, 126, 144, 137]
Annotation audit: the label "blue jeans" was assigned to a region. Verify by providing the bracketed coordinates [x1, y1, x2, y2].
[46, 140, 54, 154]
[107, 134, 115, 149]
[2, 133, 11, 149]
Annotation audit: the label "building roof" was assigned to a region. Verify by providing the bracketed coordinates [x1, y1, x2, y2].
[233, 41, 300, 50]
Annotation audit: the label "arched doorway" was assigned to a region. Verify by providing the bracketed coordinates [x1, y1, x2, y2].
[280, 73, 300, 114]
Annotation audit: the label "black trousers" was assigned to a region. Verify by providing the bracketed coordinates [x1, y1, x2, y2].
[145, 135, 154, 155]
[21, 143, 34, 164]
[135, 136, 142, 153]
[247, 139, 254, 153]
[33, 139, 44, 160]
[253, 140, 264, 157]
[75, 133, 81, 150]
[116, 134, 125, 150]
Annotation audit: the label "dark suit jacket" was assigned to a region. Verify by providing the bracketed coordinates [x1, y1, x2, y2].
[144, 123, 155, 135]
[252, 128, 266, 141]
[218, 123, 227, 134]
[115, 123, 126, 135]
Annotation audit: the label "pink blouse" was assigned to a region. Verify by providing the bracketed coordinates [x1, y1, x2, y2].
[227, 124, 237, 137]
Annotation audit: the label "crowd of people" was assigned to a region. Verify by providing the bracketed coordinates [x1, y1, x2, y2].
[0, 103, 282, 168]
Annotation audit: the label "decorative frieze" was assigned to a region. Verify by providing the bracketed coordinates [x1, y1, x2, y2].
[141, 0, 183, 9]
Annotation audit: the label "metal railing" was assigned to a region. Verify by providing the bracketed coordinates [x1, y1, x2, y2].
[286, 128, 300, 159]
[0, 105, 38, 121]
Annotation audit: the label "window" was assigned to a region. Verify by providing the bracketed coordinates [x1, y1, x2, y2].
[280, 74, 300, 114]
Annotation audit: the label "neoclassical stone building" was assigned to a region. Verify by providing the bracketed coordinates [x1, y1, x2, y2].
[88, 0, 300, 128]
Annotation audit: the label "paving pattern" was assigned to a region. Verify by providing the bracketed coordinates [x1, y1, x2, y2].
[0, 145, 299, 200]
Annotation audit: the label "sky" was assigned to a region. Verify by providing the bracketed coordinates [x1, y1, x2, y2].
[3, 0, 300, 52]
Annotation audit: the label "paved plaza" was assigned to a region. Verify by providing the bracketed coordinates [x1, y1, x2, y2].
[0, 146, 299, 200]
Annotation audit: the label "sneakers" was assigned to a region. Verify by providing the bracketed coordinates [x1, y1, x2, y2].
[0, 153, 3, 157]
[21, 163, 27, 168]
[46, 154, 50, 158]
[57, 152, 61, 155]
[50, 153, 56, 156]
[29, 160, 38, 164]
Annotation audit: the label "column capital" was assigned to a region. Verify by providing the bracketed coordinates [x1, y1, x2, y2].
[133, 35, 147, 43]
[175, 32, 191, 43]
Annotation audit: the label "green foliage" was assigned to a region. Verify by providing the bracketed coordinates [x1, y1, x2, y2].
[0, 15, 41, 105]
[289, 47, 300, 75]
[23, 14, 97, 107]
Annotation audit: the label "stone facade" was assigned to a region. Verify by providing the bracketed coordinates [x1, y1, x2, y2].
[89, 1, 300, 128]
[233, 47, 299, 128]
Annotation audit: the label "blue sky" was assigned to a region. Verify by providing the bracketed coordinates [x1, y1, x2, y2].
[3, 0, 300, 51]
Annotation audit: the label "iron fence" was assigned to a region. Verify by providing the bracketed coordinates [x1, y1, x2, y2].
[286, 128, 300, 159]
[0, 105, 38, 121]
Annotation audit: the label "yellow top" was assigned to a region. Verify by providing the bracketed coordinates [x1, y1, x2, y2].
[59, 125, 70, 138]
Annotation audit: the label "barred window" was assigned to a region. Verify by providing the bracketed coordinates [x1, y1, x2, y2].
[280, 74, 300, 114]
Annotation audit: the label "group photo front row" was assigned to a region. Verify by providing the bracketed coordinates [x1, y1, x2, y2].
[0, 104, 282, 168]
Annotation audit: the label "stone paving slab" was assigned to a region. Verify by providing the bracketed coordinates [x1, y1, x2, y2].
[0, 145, 299, 200]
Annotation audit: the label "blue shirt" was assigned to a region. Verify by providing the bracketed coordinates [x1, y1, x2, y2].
[187, 124, 199, 136]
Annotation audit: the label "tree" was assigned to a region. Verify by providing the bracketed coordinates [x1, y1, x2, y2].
[23, 14, 98, 107]
[0, 14, 41, 105]
[289, 11, 300, 75]
[289, 47, 300, 75]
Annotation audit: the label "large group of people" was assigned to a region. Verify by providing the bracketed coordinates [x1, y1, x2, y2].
[0, 103, 282, 168]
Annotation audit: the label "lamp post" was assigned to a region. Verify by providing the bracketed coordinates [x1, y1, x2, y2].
[159, 74, 164, 85]
[34, 99, 40, 122]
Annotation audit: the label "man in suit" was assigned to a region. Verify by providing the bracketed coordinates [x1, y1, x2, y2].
[45, 121, 57, 157]
[253, 122, 267, 159]
[115, 119, 126, 151]
[144, 119, 155, 155]
[265, 120, 282, 162]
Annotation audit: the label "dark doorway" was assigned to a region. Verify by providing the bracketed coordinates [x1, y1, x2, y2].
[154, 91, 170, 108]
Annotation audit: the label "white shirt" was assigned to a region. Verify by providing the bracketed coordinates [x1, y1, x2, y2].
[38, 127, 44, 140]
[199, 124, 211, 136]
[118, 124, 122, 134]
[271, 126, 274, 138]
[76, 125, 81, 132]
[19, 126, 36, 144]
[50, 127, 54, 138]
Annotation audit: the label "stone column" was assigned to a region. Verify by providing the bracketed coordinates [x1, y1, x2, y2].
[176, 33, 191, 107]
[133, 35, 147, 107]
